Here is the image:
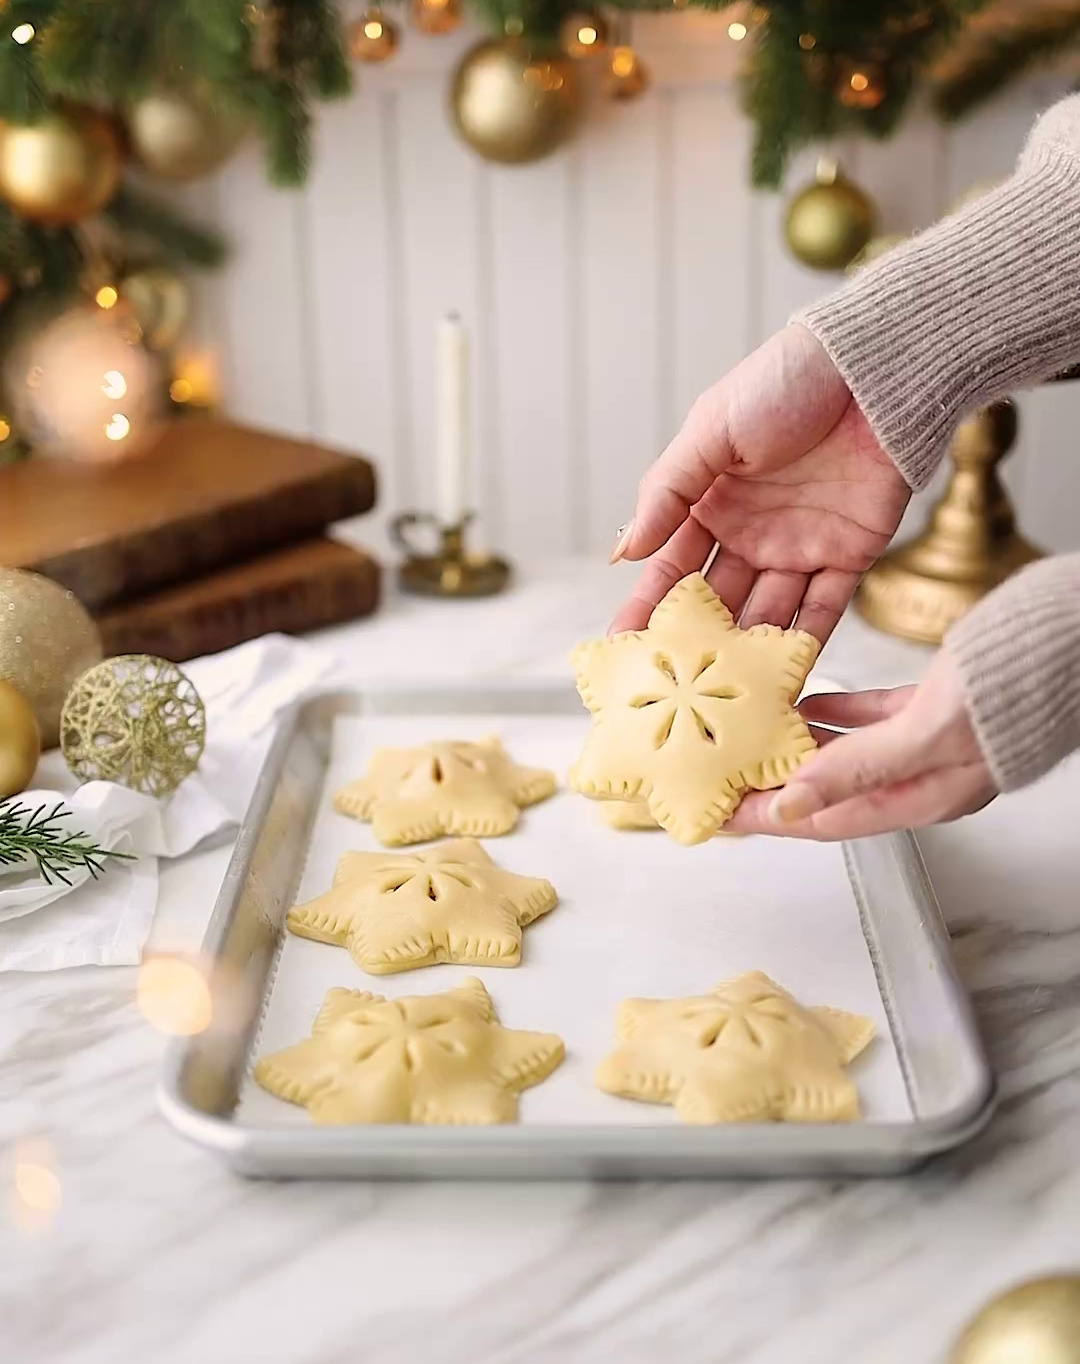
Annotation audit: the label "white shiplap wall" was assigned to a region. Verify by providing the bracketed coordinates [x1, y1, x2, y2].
[181, 15, 1079, 561]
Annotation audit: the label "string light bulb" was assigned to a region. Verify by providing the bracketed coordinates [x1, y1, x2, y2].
[410, 0, 461, 36]
[560, 11, 610, 59]
[104, 413, 130, 442]
[0, 417, 12, 443]
[11, 23, 35, 45]
[348, 9, 399, 62]
[101, 370, 127, 400]
[605, 44, 649, 100]
[728, 20, 747, 40]
[799, 32, 816, 49]
[838, 61, 886, 109]
[137, 956, 213, 1036]
[95, 285, 118, 310]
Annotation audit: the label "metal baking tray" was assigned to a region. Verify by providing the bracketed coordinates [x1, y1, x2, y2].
[159, 682, 995, 1179]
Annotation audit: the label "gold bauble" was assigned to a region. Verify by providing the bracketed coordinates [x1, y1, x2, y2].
[559, 12, 609, 59]
[784, 158, 876, 271]
[410, 0, 461, 35]
[0, 109, 123, 225]
[61, 656, 206, 797]
[119, 266, 190, 351]
[451, 40, 581, 166]
[0, 569, 102, 750]
[348, 11, 400, 62]
[0, 678, 41, 798]
[127, 90, 247, 182]
[605, 45, 649, 100]
[950, 1275, 1080, 1364]
[5, 304, 168, 465]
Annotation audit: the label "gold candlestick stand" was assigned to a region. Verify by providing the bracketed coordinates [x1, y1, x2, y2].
[391, 511, 511, 597]
[856, 399, 1042, 645]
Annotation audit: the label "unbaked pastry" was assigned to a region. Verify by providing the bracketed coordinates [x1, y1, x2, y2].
[254, 977, 565, 1125]
[335, 737, 555, 846]
[598, 796, 741, 835]
[596, 971, 875, 1123]
[287, 838, 557, 974]
[570, 573, 819, 844]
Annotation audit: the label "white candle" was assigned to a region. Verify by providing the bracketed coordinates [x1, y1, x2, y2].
[435, 313, 471, 526]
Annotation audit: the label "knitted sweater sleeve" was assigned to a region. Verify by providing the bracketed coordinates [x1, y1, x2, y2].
[796, 93, 1080, 792]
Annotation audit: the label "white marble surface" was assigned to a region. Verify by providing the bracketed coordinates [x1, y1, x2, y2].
[3, 559, 1080, 1364]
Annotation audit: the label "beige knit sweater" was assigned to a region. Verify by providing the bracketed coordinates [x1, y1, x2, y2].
[798, 93, 1080, 793]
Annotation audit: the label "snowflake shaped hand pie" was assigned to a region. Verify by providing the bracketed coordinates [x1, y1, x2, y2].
[570, 573, 819, 844]
[287, 838, 558, 974]
[334, 737, 556, 846]
[598, 796, 741, 836]
[596, 971, 875, 1124]
[254, 978, 565, 1125]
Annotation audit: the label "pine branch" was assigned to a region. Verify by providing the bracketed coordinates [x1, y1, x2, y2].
[932, 8, 1080, 119]
[104, 187, 228, 269]
[0, 798, 135, 887]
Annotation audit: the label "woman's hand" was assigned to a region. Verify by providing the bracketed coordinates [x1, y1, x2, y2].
[610, 323, 911, 643]
[726, 651, 997, 839]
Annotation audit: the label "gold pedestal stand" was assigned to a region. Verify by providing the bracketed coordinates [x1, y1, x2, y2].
[856, 399, 1042, 645]
[391, 511, 511, 598]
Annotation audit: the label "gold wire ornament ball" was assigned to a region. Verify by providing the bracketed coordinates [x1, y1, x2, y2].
[348, 11, 400, 62]
[605, 45, 649, 99]
[410, 0, 462, 36]
[61, 655, 207, 797]
[559, 12, 609, 58]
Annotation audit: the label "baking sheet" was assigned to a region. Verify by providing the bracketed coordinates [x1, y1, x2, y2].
[235, 709, 911, 1128]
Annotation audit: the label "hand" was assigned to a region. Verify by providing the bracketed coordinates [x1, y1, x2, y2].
[610, 323, 911, 642]
[726, 650, 997, 840]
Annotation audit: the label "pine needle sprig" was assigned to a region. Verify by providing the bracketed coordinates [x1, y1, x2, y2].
[0, 798, 135, 887]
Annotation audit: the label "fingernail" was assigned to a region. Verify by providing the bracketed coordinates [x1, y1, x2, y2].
[769, 784, 824, 825]
[610, 520, 634, 565]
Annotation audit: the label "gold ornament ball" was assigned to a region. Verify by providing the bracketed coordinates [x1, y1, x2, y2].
[61, 656, 206, 797]
[410, 0, 462, 35]
[5, 303, 168, 465]
[451, 40, 581, 166]
[0, 678, 41, 798]
[950, 1275, 1080, 1364]
[0, 108, 123, 226]
[559, 12, 609, 59]
[119, 266, 190, 351]
[606, 45, 649, 100]
[127, 89, 247, 182]
[0, 569, 102, 750]
[784, 160, 876, 271]
[348, 11, 399, 62]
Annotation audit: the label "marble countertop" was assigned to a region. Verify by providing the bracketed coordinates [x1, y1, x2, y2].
[3, 559, 1080, 1364]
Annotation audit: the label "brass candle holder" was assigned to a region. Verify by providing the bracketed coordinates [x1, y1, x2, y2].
[856, 399, 1042, 645]
[391, 511, 511, 598]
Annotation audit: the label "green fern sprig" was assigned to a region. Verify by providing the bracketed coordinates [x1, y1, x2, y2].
[0, 797, 135, 887]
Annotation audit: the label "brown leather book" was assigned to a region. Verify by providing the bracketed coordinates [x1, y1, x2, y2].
[0, 418, 377, 610]
[96, 538, 381, 661]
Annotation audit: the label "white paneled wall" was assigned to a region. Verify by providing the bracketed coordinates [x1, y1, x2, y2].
[183, 16, 1079, 560]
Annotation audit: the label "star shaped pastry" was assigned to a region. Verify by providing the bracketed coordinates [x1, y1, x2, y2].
[254, 978, 565, 1125]
[335, 737, 556, 846]
[570, 573, 819, 844]
[597, 796, 742, 836]
[596, 971, 875, 1124]
[287, 838, 558, 974]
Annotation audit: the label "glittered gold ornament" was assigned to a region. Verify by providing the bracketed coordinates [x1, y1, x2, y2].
[127, 89, 247, 182]
[119, 266, 190, 351]
[4, 303, 168, 465]
[410, 0, 461, 35]
[950, 1275, 1080, 1364]
[0, 679, 41, 798]
[837, 62, 887, 110]
[451, 40, 581, 166]
[605, 45, 649, 100]
[784, 157, 876, 271]
[61, 656, 206, 797]
[0, 108, 123, 225]
[348, 10, 399, 62]
[559, 11, 609, 58]
[0, 569, 102, 750]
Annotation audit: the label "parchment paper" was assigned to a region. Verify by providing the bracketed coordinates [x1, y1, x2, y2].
[237, 708, 910, 1127]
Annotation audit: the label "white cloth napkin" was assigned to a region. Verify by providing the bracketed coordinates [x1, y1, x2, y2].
[0, 634, 344, 972]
